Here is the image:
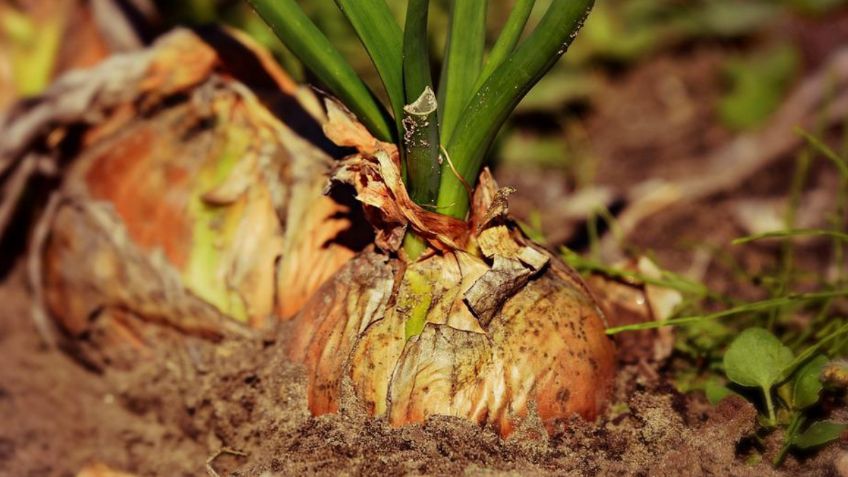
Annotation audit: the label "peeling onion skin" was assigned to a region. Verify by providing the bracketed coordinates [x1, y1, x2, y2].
[288, 207, 616, 437]
[287, 250, 398, 415]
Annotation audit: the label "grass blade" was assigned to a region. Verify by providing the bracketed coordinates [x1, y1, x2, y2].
[797, 127, 848, 178]
[476, 0, 536, 89]
[247, 0, 395, 141]
[778, 322, 848, 383]
[334, 0, 405, 133]
[437, 0, 594, 219]
[437, 0, 487, 146]
[605, 289, 848, 334]
[402, 0, 441, 207]
[560, 247, 716, 298]
[733, 228, 848, 245]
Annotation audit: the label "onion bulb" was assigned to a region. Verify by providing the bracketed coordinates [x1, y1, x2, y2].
[23, 29, 358, 366]
[287, 105, 616, 437]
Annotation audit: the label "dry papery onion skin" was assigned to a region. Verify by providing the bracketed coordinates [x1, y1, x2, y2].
[289, 110, 617, 437]
[27, 29, 357, 366]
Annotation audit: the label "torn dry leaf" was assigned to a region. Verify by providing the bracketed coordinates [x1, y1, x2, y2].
[587, 256, 681, 363]
[323, 99, 469, 253]
[330, 150, 468, 252]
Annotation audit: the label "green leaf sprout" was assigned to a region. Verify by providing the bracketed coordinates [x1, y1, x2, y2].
[723, 327, 794, 424]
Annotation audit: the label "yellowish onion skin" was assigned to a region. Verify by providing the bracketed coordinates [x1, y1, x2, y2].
[287, 251, 397, 414]
[289, 239, 616, 437]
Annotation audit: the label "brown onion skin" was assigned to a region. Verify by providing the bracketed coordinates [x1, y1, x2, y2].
[486, 256, 615, 436]
[288, 245, 616, 437]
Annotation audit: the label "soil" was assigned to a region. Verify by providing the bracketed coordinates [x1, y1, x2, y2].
[2, 9, 848, 477]
[1, 258, 843, 476]
[0, 261, 817, 477]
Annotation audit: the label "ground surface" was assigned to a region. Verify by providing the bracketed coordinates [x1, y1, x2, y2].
[3, 8, 848, 477]
[0, 263, 842, 477]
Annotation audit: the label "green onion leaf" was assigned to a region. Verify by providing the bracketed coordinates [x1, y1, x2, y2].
[402, 0, 441, 207]
[247, 0, 395, 141]
[437, 0, 487, 146]
[334, 0, 405, 133]
[438, 0, 594, 219]
[402, 87, 441, 207]
[476, 0, 536, 89]
[403, 0, 434, 103]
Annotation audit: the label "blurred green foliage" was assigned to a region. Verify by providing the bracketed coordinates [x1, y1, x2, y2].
[1, 3, 65, 97]
[718, 44, 800, 131]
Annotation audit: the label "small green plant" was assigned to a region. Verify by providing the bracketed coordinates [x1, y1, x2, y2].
[246, 0, 593, 256]
[723, 327, 793, 424]
[723, 328, 847, 465]
[600, 256, 848, 467]
[601, 126, 848, 467]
